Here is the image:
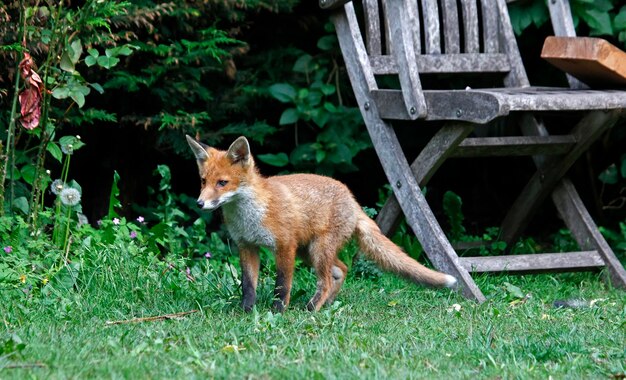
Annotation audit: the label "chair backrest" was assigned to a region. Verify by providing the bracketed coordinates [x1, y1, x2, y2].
[343, 0, 530, 118]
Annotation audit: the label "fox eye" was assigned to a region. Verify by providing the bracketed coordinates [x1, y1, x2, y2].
[216, 180, 228, 188]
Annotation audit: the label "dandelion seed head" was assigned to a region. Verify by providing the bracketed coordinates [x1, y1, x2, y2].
[61, 143, 74, 155]
[60, 187, 81, 206]
[51, 179, 64, 195]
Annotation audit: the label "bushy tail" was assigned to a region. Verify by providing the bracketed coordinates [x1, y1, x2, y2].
[355, 211, 457, 288]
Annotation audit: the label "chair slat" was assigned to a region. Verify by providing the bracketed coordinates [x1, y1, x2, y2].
[452, 136, 576, 157]
[406, 0, 422, 54]
[459, 251, 604, 273]
[370, 53, 511, 75]
[481, 0, 499, 53]
[441, 0, 460, 53]
[421, 0, 441, 54]
[363, 0, 382, 55]
[461, 0, 480, 53]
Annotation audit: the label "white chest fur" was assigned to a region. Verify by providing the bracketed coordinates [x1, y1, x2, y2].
[221, 186, 276, 249]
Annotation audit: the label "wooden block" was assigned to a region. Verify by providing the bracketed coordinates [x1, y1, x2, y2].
[541, 36, 626, 87]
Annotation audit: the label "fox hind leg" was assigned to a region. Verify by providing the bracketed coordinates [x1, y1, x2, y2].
[324, 259, 348, 307]
[306, 237, 345, 311]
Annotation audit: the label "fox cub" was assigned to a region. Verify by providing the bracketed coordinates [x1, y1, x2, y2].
[186, 135, 457, 312]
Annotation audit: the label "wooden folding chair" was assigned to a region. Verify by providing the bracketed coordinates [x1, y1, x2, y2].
[321, 0, 626, 302]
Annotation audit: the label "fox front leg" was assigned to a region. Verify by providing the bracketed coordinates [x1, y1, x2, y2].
[272, 244, 296, 312]
[239, 246, 260, 312]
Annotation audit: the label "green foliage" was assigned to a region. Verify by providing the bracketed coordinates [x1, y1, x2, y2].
[509, 0, 626, 46]
[262, 26, 371, 175]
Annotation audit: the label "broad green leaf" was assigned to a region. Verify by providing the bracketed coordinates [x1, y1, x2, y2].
[12, 197, 29, 215]
[257, 153, 289, 167]
[47, 142, 63, 162]
[51, 86, 70, 99]
[108, 171, 121, 218]
[279, 108, 299, 125]
[85, 56, 97, 67]
[311, 109, 330, 128]
[315, 149, 326, 163]
[292, 54, 313, 73]
[87, 48, 99, 57]
[60, 52, 75, 72]
[97, 55, 120, 69]
[69, 39, 83, 63]
[268, 83, 296, 103]
[581, 9, 613, 36]
[89, 83, 104, 94]
[59, 136, 86, 151]
[317, 35, 337, 51]
[70, 90, 85, 108]
[20, 165, 37, 185]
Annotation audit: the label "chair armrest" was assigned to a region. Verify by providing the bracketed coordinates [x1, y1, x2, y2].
[386, 0, 427, 119]
[319, 0, 352, 10]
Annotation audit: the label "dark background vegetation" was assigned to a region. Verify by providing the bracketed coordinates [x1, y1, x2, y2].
[1, 0, 626, 239]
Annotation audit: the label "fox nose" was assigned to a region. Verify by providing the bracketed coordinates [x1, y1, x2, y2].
[196, 200, 204, 209]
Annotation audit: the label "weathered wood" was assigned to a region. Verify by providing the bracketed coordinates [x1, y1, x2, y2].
[332, 8, 486, 302]
[499, 110, 621, 245]
[387, 0, 427, 118]
[459, 251, 604, 273]
[372, 87, 626, 122]
[406, 0, 422, 54]
[546, 0, 586, 88]
[541, 37, 626, 87]
[369, 54, 511, 75]
[441, 0, 460, 54]
[460, 0, 479, 53]
[363, 0, 382, 56]
[451, 135, 576, 157]
[481, 0, 499, 54]
[377, 123, 474, 236]
[551, 179, 626, 288]
[329, 0, 626, 303]
[496, 0, 530, 87]
[421, 0, 441, 54]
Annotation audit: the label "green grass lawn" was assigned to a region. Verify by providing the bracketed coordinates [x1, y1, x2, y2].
[2, 248, 625, 379]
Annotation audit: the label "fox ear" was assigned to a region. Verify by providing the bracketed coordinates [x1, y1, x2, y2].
[186, 135, 210, 163]
[227, 136, 251, 166]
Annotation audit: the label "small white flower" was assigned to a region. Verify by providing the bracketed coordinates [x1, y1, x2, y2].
[46, 170, 51, 175]
[76, 135, 81, 140]
[59, 187, 81, 206]
[51, 179, 64, 195]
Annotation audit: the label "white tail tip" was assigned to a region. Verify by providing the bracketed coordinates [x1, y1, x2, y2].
[444, 274, 458, 289]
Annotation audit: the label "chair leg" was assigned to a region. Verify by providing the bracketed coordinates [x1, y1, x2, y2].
[552, 179, 626, 288]
[376, 123, 474, 236]
[333, 9, 484, 301]
[499, 110, 621, 246]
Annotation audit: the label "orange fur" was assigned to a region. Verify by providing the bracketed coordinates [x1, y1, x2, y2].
[186, 135, 457, 312]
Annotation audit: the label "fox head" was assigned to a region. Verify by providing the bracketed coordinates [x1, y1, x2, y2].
[185, 135, 255, 210]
